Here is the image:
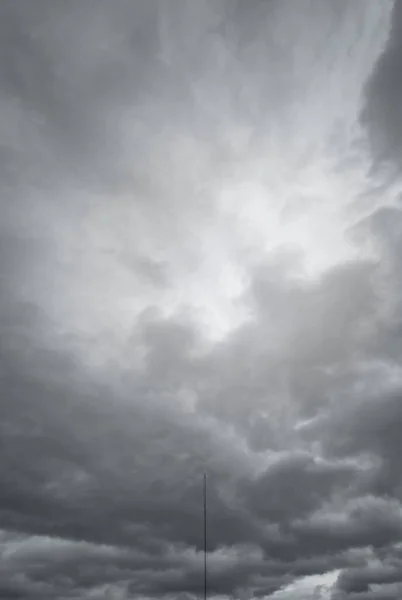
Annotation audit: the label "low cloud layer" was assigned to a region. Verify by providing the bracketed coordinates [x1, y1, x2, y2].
[1, 1, 402, 599]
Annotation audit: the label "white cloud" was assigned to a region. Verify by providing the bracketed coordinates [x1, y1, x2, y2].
[268, 570, 340, 599]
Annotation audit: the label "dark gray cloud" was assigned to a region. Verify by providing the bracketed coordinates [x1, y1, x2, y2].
[1, 1, 402, 599]
[362, 0, 402, 174]
[330, 545, 402, 598]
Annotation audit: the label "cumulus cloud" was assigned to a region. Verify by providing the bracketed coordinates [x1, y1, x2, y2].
[1, 1, 402, 599]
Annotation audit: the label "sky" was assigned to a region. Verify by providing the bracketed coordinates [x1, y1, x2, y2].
[2, 0, 402, 599]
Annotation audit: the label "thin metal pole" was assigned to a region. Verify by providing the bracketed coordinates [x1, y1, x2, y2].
[203, 472, 207, 600]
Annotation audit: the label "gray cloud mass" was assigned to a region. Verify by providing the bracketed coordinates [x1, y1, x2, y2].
[1, 1, 402, 599]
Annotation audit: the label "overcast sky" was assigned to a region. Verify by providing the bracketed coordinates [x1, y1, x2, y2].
[2, 1, 402, 599]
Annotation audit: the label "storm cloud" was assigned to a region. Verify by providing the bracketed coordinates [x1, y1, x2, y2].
[1, 1, 402, 599]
